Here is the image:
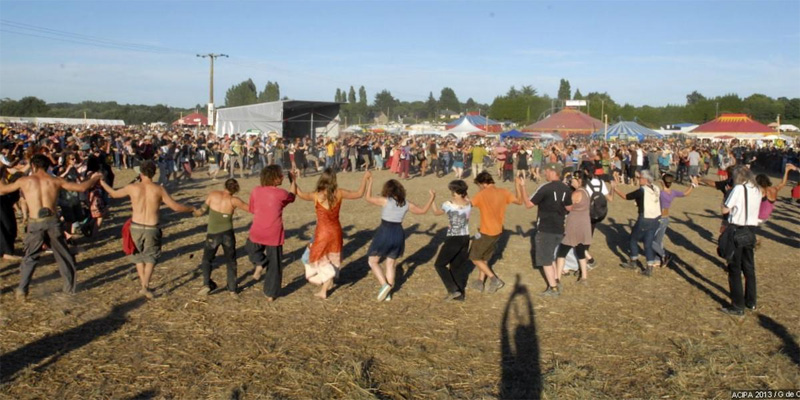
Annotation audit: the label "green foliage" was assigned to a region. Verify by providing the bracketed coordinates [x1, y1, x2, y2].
[1, 96, 49, 116]
[465, 98, 478, 112]
[520, 85, 537, 97]
[425, 92, 437, 119]
[373, 89, 398, 117]
[573, 89, 583, 100]
[225, 79, 258, 107]
[686, 90, 706, 105]
[358, 86, 367, 106]
[558, 79, 571, 100]
[348, 86, 356, 104]
[335, 88, 342, 103]
[257, 81, 280, 103]
[438, 87, 461, 112]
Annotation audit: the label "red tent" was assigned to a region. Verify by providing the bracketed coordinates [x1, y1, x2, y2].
[521, 108, 603, 137]
[690, 114, 773, 135]
[172, 112, 208, 126]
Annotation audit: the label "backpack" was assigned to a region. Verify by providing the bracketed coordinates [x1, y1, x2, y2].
[588, 181, 608, 223]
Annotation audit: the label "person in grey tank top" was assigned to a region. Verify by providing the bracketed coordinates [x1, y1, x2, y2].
[364, 178, 435, 301]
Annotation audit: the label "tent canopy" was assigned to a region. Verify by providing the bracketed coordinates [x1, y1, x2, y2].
[500, 129, 530, 139]
[691, 114, 773, 135]
[445, 114, 502, 132]
[592, 121, 663, 141]
[522, 108, 603, 136]
[173, 112, 208, 126]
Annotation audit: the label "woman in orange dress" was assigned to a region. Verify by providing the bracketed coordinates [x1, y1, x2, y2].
[389, 143, 401, 174]
[293, 168, 370, 298]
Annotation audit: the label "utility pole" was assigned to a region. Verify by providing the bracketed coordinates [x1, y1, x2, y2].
[197, 53, 228, 130]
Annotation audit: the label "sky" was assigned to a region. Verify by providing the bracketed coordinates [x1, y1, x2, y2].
[1, 0, 799, 109]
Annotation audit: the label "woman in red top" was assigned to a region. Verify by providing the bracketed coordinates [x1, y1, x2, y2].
[247, 165, 296, 301]
[293, 169, 370, 299]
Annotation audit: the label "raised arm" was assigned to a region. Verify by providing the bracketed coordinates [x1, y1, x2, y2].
[292, 176, 315, 202]
[63, 173, 102, 193]
[340, 171, 371, 200]
[98, 178, 128, 199]
[776, 164, 796, 191]
[161, 187, 195, 214]
[409, 190, 436, 215]
[684, 176, 698, 196]
[364, 177, 386, 206]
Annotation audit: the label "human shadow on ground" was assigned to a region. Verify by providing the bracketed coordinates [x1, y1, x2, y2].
[499, 275, 542, 399]
[666, 253, 728, 308]
[665, 228, 725, 269]
[121, 390, 159, 400]
[236, 222, 315, 294]
[0, 297, 146, 382]
[394, 225, 447, 293]
[757, 314, 800, 367]
[595, 217, 633, 263]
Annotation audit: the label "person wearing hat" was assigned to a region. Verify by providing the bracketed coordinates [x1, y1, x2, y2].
[614, 169, 662, 276]
[518, 162, 573, 296]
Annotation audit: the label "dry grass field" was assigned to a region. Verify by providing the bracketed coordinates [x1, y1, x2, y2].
[1, 167, 798, 399]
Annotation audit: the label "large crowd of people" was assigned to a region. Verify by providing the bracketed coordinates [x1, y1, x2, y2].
[1, 122, 799, 316]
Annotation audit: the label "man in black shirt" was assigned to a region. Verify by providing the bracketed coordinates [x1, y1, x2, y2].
[519, 163, 573, 296]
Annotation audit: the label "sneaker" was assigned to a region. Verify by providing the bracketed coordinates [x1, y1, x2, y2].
[443, 291, 463, 301]
[384, 294, 392, 302]
[556, 280, 563, 293]
[620, 259, 640, 270]
[745, 304, 757, 312]
[377, 284, 392, 301]
[640, 265, 653, 277]
[540, 287, 560, 297]
[197, 281, 218, 296]
[487, 277, 505, 293]
[469, 279, 485, 293]
[662, 252, 673, 267]
[720, 306, 744, 316]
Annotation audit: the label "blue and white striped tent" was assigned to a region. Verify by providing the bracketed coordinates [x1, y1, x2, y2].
[591, 121, 663, 141]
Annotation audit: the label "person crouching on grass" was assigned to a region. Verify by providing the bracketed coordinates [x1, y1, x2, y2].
[193, 178, 251, 296]
[468, 171, 524, 294]
[247, 165, 296, 302]
[430, 180, 471, 301]
[364, 178, 435, 302]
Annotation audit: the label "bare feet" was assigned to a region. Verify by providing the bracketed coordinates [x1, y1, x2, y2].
[139, 288, 155, 300]
[15, 289, 27, 301]
[253, 266, 264, 280]
[314, 289, 327, 299]
[3, 254, 22, 262]
[264, 295, 275, 302]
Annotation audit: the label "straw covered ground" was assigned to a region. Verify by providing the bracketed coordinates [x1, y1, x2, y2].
[1, 167, 799, 399]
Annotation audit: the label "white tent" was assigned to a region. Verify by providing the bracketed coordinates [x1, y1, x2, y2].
[445, 119, 486, 139]
[215, 102, 283, 136]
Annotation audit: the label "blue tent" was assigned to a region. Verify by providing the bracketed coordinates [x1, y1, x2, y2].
[500, 129, 529, 139]
[591, 121, 663, 141]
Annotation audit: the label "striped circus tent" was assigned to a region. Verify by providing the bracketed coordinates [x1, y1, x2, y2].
[591, 121, 663, 141]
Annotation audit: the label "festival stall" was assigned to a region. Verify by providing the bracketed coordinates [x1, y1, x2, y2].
[591, 121, 663, 141]
[690, 113, 773, 140]
[521, 107, 603, 137]
[445, 113, 502, 133]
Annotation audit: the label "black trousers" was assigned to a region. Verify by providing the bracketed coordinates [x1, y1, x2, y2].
[727, 227, 756, 310]
[433, 235, 470, 293]
[199, 230, 237, 292]
[20, 218, 76, 294]
[246, 239, 282, 298]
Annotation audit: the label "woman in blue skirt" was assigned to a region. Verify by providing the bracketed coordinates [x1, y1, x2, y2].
[364, 178, 435, 301]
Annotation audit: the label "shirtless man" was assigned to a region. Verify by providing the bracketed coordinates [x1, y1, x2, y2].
[0, 154, 102, 299]
[192, 178, 250, 296]
[99, 160, 195, 299]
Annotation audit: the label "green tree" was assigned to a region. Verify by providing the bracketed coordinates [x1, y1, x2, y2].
[258, 81, 280, 102]
[742, 93, 782, 122]
[335, 88, 342, 102]
[348, 86, 356, 104]
[506, 86, 519, 99]
[573, 89, 583, 100]
[439, 87, 460, 112]
[465, 97, 478, 111]
[358, 86, 367, 106]
[686, 90, 706, 105]
[425, 92, 437, 119]
[557, 79, 571, 100]
[224, 79, 258, 107]
[374, 89, 398, 116]
[520, 85, 537, 97]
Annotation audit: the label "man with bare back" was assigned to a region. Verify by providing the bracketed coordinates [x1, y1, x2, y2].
[0, 154, 102, 299]
[99, 160, 195, 299]
[192, 178, 251, 296]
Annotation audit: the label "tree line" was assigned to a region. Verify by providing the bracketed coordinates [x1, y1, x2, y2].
[3, 77, 798, 128]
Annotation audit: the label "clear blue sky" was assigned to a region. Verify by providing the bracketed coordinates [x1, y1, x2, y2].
[1, 1, 798, 108]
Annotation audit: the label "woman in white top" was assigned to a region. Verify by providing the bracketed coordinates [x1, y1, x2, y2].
[720, 165, 761, 316]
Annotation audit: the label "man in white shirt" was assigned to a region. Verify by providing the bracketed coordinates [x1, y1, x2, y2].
[720, 165, 760, 316]
[688, 147, 701, 177]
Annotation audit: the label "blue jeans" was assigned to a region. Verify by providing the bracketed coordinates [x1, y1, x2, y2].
[373, 155, 383, 169]
[630, 216, 659, 264]
[651, 217, 669, 260]
[326, 156, 335, 168]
